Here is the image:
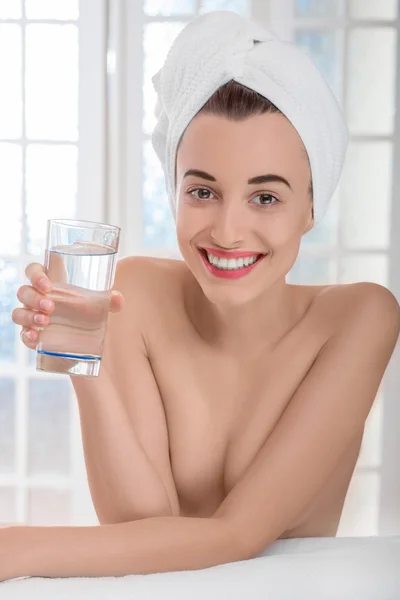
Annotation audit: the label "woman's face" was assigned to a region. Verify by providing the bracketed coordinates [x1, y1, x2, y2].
[175, 112, 313, 306]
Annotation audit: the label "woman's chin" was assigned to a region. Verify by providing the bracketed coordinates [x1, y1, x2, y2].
[196, 277, 262, 308]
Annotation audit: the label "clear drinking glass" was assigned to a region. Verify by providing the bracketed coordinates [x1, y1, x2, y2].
[36, 218, 120, 377]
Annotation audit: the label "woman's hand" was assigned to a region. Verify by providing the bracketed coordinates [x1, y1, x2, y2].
[12, 262, 125, 350]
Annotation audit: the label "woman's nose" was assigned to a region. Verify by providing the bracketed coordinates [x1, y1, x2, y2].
[210, 202, 246, 248]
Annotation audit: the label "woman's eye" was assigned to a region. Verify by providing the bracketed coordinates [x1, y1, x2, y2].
[189, 188, 215, 200]
[252, 193, 279, 207]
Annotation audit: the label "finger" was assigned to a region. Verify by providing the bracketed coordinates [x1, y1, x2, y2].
[12, 307, 50, 328]
[25, 263, 51, 293]
[47, 250, 67, 285]
[109, 291, 125, 313]
[16, 285, 55, 313]
[20, 327, 38, 350]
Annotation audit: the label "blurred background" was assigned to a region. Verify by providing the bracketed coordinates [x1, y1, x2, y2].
[0, 0, 399, 536]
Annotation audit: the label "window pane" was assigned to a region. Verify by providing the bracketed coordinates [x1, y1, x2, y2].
[28, 488, 71, 525]
[0, 260, 19, 362]
[26, 144, 78, 256]
[350, 0, 398, 20]
[25, 24, 78, 140]
[288, 254, 336, 284]
[144, 0, 195, 16]
[25, 0, 79, 20]
[295, 30, 342, 99]
[0, 379, 16, 473]
[143, 22, 186, 136]
[295, 0, 341, 17]
[143, 140, 178, 249]
[337, 472, 380, 536]
[0, 488, 16, 524]
[341, 142, 392, 249]
[0, 24, 22, 138]
[339, 255, 388, 286]
[0, 0, 21, 18]
[0, 143, 22, 254]
[346, 28, 396, 135]
[28, 379, 71, 475]
[200, 0, 250, 17]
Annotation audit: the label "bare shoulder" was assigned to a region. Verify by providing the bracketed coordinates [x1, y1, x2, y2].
[309, 283, 400, 369]
[311, 281, 400, 331]
[115, 255, 181, 286]
[113, 255, 185, 324]
[114, 255, 183, 300]
[318, 280, 400, 306]
[351, 281, 400, 312]
[345, 282, 400, 346]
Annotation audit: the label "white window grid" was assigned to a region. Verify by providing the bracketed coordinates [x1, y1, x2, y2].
[0, 0, 107, 525]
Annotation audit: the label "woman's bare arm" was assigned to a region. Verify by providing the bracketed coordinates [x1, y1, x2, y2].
[70, 257, 180, 523]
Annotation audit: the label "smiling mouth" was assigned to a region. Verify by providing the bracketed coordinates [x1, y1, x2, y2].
[197, 247, 267, 273]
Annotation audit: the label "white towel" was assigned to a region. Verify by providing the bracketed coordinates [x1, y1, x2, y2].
[151, 10, 349, 226]
[2, 536, 400, 600]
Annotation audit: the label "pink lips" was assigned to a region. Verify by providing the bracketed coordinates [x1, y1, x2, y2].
[199, 248, 265, 280]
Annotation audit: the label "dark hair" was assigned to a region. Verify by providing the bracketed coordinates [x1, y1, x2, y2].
[198, 80, 314, 219]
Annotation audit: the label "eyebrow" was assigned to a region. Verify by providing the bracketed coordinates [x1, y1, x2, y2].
[183, 169, 292, 191]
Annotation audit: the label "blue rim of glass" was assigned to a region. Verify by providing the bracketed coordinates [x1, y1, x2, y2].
[37, 350, 101, 361]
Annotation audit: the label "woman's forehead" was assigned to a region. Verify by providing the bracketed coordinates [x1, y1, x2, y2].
[176, 113, 309, 182]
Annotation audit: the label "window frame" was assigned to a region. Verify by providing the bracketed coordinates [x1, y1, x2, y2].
[0, 0, 107, 526]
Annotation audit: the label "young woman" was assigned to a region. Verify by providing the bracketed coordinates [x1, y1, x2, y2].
[7, 11, 400, 582]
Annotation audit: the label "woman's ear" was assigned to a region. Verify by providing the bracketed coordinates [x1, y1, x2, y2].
[303, 205, 314, 234]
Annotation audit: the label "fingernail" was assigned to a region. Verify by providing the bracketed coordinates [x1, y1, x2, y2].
[40, 299, 52, 311]
[27, 331, 35, 340]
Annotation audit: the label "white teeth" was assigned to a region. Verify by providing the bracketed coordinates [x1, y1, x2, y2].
[205, 251, 260, 270]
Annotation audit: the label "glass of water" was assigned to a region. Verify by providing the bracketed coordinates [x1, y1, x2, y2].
[36, 218, 120, 377]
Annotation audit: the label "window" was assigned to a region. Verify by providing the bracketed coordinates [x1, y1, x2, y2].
[286, 0, 399, 537]
[0, 0, 106, 526]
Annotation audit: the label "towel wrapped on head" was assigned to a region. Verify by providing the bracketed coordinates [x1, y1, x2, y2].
[151, 10, 349, 226]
